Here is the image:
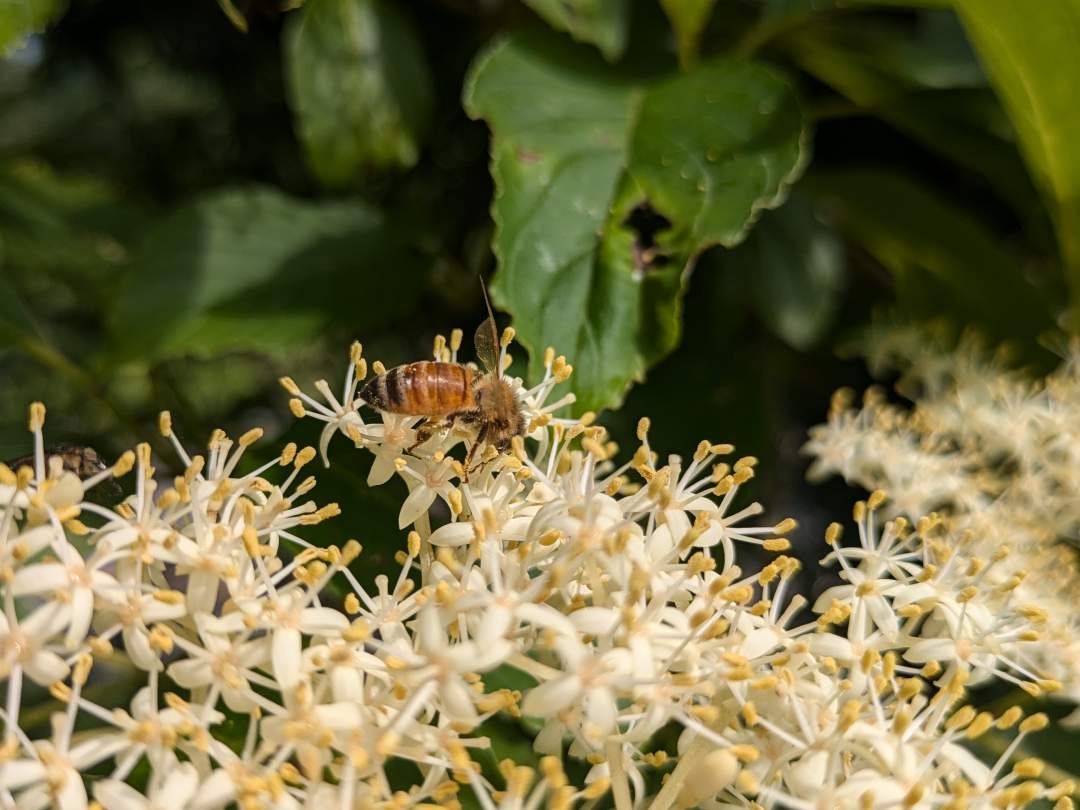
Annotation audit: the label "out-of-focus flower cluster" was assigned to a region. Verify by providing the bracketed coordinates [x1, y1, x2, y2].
[805, 326, 1080, 719]
[0, 329, 1074, 810]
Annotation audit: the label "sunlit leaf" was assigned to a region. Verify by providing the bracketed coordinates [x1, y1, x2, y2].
[108, 187, 424, 361]
[659, 0, 716, 68]
[0, 0, 65, 54]
[284, 0, 434, 184]
[522, 0, 631, 61]
[951, 0, 1080, 322]
[464, 32, 805, 412]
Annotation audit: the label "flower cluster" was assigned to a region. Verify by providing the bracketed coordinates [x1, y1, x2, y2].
[0, 328, 1073, 810]
[804, 325, 1080, 717]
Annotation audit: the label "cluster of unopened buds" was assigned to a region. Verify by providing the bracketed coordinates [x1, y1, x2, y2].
[0, 327, 1075, 810]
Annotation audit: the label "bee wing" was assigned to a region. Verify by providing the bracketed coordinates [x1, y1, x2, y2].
[474, 279, 501, 374]
[474, 316, 499, 375]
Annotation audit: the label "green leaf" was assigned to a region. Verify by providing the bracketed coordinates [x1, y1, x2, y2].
[0, 162, 134, 297]
[951, 0, 1080, 322]
[629, 61, 807, 254]
[108, 186, 424, 361]
[714, 192, 845, 350]
[464, 32, 805, 412]
[522, 0, 631, 61]
[284, 0, 434, 185]
[659, 0, 716, 68]
[0, 272, 37, 349]
[787, 19, 1040, 218]
[806, 169, 1054, 343]
[0, 0, 65, 54]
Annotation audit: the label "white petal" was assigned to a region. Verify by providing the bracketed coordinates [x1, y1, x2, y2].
[522, 674, 581, 718]
[533, 718, 566, 755]
[24, 649, 70, 686]
[440, 678, 479, 725]
[428, 522, 475, 547]
[93, 779, 147, 810]
[0, 759, 46, 790]
[54, 766, 88, 810]
[583, 686, 617, 738]
[186, 570, 220, 615]
[190, 769, 236, 810]
[12, 563, 69, 595]
[398, 485, 437, 529]
[274, 627, 302, 689]
[167, 658, 211, 689]
[65, 587, 95, 649]
[939, 742, 991, 785]
[476, 604, 513, 646]
[808, 633, 855, 661]
[12, 525, 58, 556]
[331, 665, 363, 703]
[903, 637, 957, 664]
[313, 702, 363, 731]
[367, 451, 397, 487]
[297, 607, 348, 635]
[124, 626, 162, 671]
[569, 607, 619, 636]
[22, 601, 71, 640]
[515, 603, 577, 637]
[417, 607, 445, 654]
[740, 627, 780, 660]
[157, 763, 200, 810]
[47, 471, 84, 509]
[865, 596, 899, 640]
[70, 735, 130, 770]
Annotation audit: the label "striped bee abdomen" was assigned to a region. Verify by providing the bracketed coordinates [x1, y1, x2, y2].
[361, 361, 476, 416]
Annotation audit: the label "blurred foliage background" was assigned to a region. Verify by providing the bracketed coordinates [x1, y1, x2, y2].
[4, 0, 1080, 790]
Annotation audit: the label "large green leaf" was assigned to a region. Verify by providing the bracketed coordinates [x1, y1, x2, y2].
[712, 191, 845, 350]
[108, 187, 424, 361]
[0, 0, 65, 54]
[951, 0, 1080, 322]
[464, 32, 805, 412]
[284, 0, 434, 185]
[807, 169, 1054, 343]
[522, 0, 631, 61]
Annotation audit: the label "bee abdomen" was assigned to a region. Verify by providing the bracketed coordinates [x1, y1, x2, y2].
[361, 361, 475, 416]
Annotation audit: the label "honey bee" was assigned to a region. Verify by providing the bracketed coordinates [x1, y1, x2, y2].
[360, 284, 526, 475]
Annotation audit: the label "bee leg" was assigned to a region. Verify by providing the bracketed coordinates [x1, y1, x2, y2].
[406, 418, 446, 455]
[462, 424, 489, 484]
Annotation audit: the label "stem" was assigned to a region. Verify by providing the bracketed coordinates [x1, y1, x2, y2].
[606, 739, 633, 810]
[415, 508, 434, 587]
[647, 735, 710, 810]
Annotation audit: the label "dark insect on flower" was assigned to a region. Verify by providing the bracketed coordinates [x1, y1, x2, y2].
[4, 443, 121, 498]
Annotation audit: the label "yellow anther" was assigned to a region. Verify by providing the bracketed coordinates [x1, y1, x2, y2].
[239, 427, 264, 447]
[112, 451, 136, 477]
[28, 402, 46, 432]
